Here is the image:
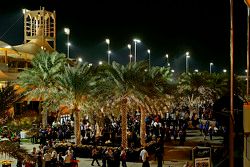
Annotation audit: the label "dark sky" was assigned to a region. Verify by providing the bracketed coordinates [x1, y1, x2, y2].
[0, 0, 248, 74]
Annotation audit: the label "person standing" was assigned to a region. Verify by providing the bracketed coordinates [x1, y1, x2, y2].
[91, 146, 100, 166]
[140, 147, 150, 167]
[64, 150, 72, 167]
[37, 151, 43, 167]
[120, 147, 127, 167]
[43, 150, 51, 167]
[57, 152, 64, 167]
[101, 147, 107, 167]
[106, 148, 114, 167]
[155, 146, 163, 167]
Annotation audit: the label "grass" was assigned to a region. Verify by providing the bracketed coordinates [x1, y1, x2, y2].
[20, 138, 31, 143]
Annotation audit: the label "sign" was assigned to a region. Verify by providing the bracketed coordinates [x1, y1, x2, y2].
[195, 158, 210, 167]
[192, 146, 211, 167]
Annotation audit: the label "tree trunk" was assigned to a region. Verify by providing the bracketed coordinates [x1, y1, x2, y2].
[140, 106, 146, 147]
[74, 110, 81, 145]
[121, 98, 128, 149]
[42, 111, 47, 128]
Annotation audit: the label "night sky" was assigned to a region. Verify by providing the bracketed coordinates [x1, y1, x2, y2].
[0, 0, 248, 74]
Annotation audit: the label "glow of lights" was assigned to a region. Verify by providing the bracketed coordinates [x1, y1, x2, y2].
[147, 49, 150, 54]
[223, 69, 227, 73]
[78, 58, 82, 62]
[99, 61, 103, 65]
[106, 39, 110, 44]
[64, 28, 70, 35]
[127, 44, 131, 49]
[133, 39, 141, 43]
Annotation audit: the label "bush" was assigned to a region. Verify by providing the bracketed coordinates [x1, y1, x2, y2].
[54, 140, 158, 162]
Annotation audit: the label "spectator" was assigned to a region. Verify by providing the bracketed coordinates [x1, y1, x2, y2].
[57, 152, 64, 167]
[155, 146, 163, 167]
[64, 150, 72, 167]
[106, 148, 114, 167]
[91, 146, 100, 166]
[101, 147, 107, 167]
[43, 150, 51, 167]
[37, 151, 43, 167]
[120, 147, 127, 167]
[113, 148, 120, 167]
[140, 147, 150, 167]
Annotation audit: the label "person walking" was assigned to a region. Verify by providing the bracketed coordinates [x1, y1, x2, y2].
[91, 146, 100, 166]
[140, 147, 150, 167]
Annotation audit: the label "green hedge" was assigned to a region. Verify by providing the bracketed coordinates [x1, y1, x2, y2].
[54, 141, 158, 162]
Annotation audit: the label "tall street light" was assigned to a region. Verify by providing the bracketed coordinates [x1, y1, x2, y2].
[209, 62, 213, 74]
[243, 0, 250, 167]
[245, 0, 250, 79]
[64, 28, 70, 59]
[166, 54, 170, 67]
[147, 49, 151, 69]
[128, 44, 132, 63]
[185, 51, 190, 73]
[106, 39, 111, 64]
[108, 50, 112, 64]
[129, 55, 133, 64]
[133, 39, 141, 63]
[229, 0, 234, 165]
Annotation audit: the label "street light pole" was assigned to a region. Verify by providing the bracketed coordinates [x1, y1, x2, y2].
[210, 62, 213, 74]
[229, 0, 234, 166]
[108, 50, 111, 64]
[106, 39, 110, 65]
[129, 55, 132, 64]
[133, 39, 141, 63]
[185, 52, 190, 73]
[147, 49, 151, 69]
[64, 28, 70, 59]
[247, 8, 250, 99]
[128, 44, 132, 64]
[166, 54, 170, 67]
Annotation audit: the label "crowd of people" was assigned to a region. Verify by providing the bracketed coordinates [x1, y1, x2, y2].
[0, 104, 228, 167]
[19, 145, 78, 167]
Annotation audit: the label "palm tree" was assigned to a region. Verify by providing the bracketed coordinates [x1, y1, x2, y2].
[55, 63, 97, 145]
[0, 82, 24, 124]
[101, 61, 172, 148]
[207, 73, 228, 101]
[16, 51, 66, 128]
